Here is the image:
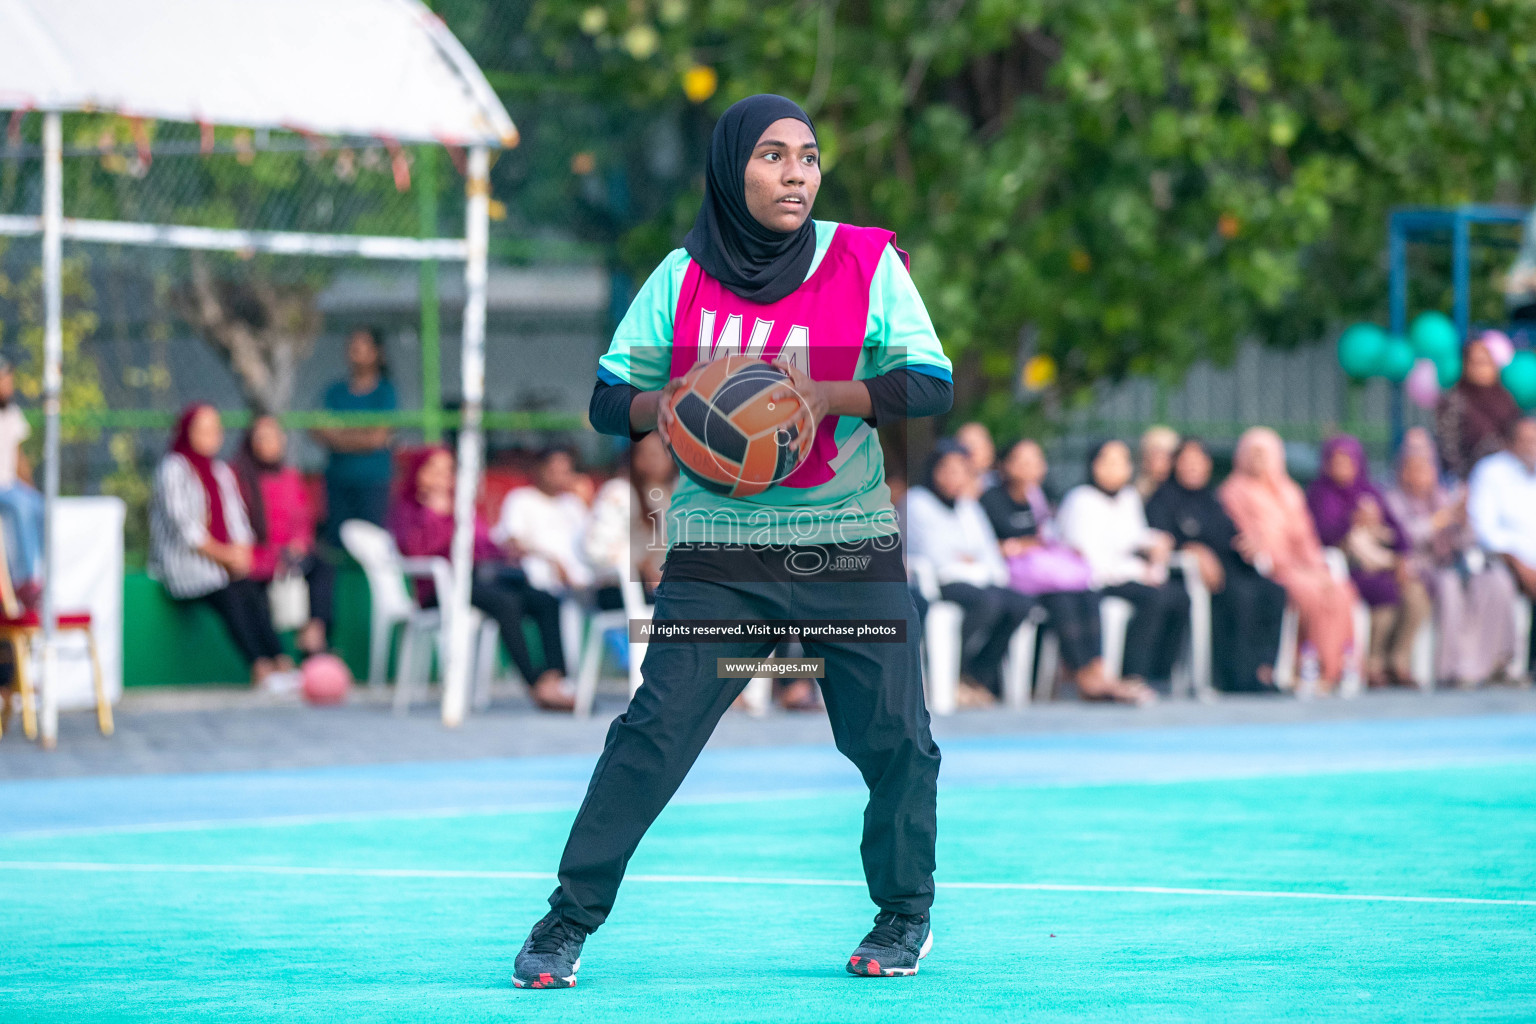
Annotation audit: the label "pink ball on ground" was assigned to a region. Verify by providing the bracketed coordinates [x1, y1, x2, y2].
[1405, 358, 1441, 410]
[301, 654, 352, 706]
[1478, 330, 1515, 368]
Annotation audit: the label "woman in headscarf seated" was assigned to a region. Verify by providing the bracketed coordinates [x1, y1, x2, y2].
[233, 414, 334, 657]
[905, 441, 1031, 707]
[1057, 439, 1188, 694]
[1146, 438, 1286, 692]
[1436, 336, 1521, 480]
[980, 439, 1153, 704]
[148, 404, 296, 692]
[388, 445, 575, 712]
[1385, 427, 1519, 687]
[1307, 435, 1429, 688]
[1219, 427, 1356, 692]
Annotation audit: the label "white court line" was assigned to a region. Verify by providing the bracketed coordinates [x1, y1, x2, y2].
[0, 860, 1532, 908]
[5, 753, 1534, 842]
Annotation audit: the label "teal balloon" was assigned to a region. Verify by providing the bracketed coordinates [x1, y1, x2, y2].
[1503, 351, 1536, 410]
[1337, 322, 1387, 379]
[1409, 311, 1460, 362]
[1434, 352, 1462, 389]
[1375, 336, 1416, 383]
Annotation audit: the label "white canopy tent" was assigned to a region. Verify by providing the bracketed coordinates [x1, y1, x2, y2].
[0, 0, 516, 742]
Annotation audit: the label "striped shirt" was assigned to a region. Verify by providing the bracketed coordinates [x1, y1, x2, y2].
[147, 453, 254, 599]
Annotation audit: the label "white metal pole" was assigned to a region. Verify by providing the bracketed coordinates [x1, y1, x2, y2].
[442, 145, 489, 728]
[39, 111, 63, 749]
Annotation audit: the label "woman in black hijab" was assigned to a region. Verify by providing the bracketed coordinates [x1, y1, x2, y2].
[521, 94, 955, 989]
[1146, 438, 1285, 692]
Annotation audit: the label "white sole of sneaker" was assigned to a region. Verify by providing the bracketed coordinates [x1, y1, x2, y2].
[512, 958, 579, 989]
[850, 930, 933, 977]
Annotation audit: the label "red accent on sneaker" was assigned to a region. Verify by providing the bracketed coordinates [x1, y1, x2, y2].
[849, 956, 861, 965]
[539, 973, 553, 985]
[866, 960, 881, 975]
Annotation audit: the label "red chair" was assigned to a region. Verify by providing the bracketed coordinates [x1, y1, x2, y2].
[0, 539, 110, 746]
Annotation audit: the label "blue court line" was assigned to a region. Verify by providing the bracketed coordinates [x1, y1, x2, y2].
[1, 714, 1533, 836]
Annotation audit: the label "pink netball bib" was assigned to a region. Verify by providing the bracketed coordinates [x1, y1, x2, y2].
[670, 224, 903, 488]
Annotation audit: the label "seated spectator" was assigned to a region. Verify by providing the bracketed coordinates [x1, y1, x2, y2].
[0, 358, 42, 607]
[390, 446, 575, 712]
[981, 439, 1151, 705]
[1436, 337, 1520, 480]
[312, 326, 397, 546]
[1220, 427, 1356, 692]
[494, 445, 597, 600]
[1058, 440, 1188, 694]
[905, 440, 1032, 706]
[1386, 428, 1518, 687]
[1147, 438, 1287, 692]
[584, 433, 674, 597]
[1135, 424, 1180, 501]
[1307, 435, 1429, 688]
[233, 415, 334, 657]
[148, 404, 296, 691]
[1469, 416, 1536, 677]
[954, 421, 999, 495]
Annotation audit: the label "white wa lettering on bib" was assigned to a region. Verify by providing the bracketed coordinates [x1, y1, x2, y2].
[696, 309, 809, 369]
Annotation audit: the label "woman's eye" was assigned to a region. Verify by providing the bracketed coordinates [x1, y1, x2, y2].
[762, 152, 779, 161]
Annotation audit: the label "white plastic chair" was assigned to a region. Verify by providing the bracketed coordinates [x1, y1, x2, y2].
[1513, 596, 1533, 680]
[1276, 550, 1370, 696]
[909, 557, 1040, 713]
[340, 519, 442, 695]
[340, 519, 499, 717]
[572, 588, 632, 718]
[1034, 595, 1133, 702]
[1174, 550, 1216, 701]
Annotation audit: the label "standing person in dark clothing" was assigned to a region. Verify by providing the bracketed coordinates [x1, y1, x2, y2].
[513, 94, 951, 989]
[313, 326, 397, 546]
[1146, 438, 1286, 692]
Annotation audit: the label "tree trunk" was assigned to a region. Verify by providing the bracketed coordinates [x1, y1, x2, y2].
[170, 255, 322, 415]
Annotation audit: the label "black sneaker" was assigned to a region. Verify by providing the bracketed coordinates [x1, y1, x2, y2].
[845, 910, 932, 977]
[513, 911, 587, 989]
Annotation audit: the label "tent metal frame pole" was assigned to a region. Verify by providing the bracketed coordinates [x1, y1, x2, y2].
[442, 145, 489, 728]
[39, 110, 63, 749]
[0, 215, 468, 261]
[418, 145, 443, 444]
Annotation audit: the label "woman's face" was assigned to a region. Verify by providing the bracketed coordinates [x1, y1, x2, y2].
[632, 433, 674, 484]
[1399, 452, 1437, 497]
[743, 118, 820, 233]
[1092, 441, 1134, 494]
[1325, 447, 1359, 487]
[1174, 443, 1213, 490]
[417, 451, 455, 497]
[1465, 342, 1499, 387]
[931, 452, 973, 502]
[250, 416, 286, 465]
[188, 407, 223, 458]
[1140, 442, 1174, 485]
[1003, 440, 1046, 487]
[347, 331, 382, 374]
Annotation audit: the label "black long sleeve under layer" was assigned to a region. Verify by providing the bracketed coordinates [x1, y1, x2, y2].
[588, 367, 953, 441]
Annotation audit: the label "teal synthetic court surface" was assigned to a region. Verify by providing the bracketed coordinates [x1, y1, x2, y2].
[3, 715, 1534, 1022]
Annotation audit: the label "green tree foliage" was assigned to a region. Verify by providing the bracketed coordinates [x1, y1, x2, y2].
[512, 0, 1536, 421]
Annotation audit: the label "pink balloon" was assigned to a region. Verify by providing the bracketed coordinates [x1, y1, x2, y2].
[301, 653, 353, 706]
[1478, 329, 1515, 368]
[1405, 358, 1440, 409]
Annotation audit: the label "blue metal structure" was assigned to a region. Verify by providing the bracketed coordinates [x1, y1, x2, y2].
[1386, 204, 1528, 442]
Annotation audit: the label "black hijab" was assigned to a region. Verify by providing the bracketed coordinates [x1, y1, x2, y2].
[1085, 440, 1130, 497]
[1144, 438, 1237, 553]
[923, 440, 971, 511]
[683, 94, 818, 305]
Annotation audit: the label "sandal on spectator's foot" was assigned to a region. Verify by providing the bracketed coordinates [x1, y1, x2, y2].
[776, 679, 823, 712]
[530, 675, 576, 713]
[955, 680, 996, 709]
[1081, 676, 1157, 707]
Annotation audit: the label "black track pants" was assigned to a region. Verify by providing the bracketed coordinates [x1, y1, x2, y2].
[547, 540, 941, 931]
